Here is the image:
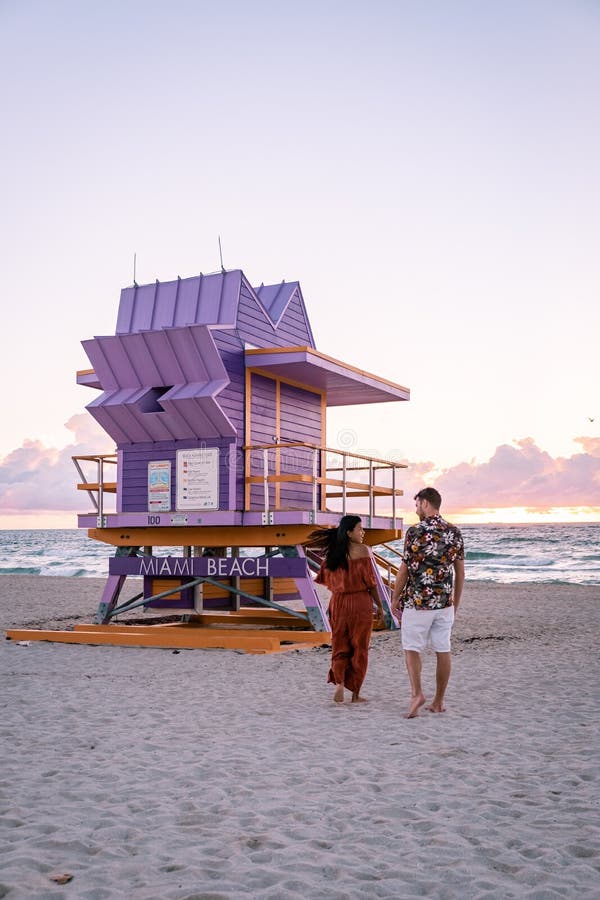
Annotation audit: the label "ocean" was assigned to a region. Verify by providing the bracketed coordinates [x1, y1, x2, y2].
[0, 523, 598, 586]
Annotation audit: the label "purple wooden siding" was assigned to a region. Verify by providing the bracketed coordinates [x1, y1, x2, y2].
[212, 329, 246, 508]
[120, 438, 234, 513]
[276, 292, 315, 346]
[248, 374, 277, 509]
[211, 330, 245, 434]
[279, 383, 322, 509]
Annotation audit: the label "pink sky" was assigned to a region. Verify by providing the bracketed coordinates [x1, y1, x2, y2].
[1, 416, 598, 529]
[1, 3, 599, 527]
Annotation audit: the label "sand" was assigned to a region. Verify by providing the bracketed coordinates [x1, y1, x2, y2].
[1, 575, 599, 899]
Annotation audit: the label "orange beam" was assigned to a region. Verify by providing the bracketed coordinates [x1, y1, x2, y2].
[86, 524, 400, 547]
[6, 626, 329, 654]
[87, 524, 320, 547]
[247, 366, 325, 398]
[245, 475, 400, 494]
[77, 482, 117, 492]
[320, 394, 327, 511]
[246, 474, 314, 484]
[73, 624, 322, 643]
[245, 368, 252, 509]
[275, 379, 281, 509]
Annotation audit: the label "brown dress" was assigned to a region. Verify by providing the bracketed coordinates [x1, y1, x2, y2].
[316, 556, 377, 694]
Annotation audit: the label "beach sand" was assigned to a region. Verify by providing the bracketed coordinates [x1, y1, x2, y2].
[1, 575, 599, 899]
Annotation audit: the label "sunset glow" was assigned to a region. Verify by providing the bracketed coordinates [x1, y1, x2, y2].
[445, 507, 600, 526]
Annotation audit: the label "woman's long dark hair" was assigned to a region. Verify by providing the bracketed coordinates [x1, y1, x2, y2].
[305, 515, 362, 571]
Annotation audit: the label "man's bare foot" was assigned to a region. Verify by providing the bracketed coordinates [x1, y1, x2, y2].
[351, 693, 367, 703]
[405, 692, 426, 718]
[426, 702, 446, 713]
[333, 684, 345, 703]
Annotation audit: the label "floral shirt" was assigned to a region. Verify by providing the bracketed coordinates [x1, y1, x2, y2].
[401, 515, 464, 610]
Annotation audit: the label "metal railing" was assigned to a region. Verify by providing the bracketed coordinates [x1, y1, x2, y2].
[72, 453, 117, 525]
[371, 542, 404, 588]
[244, 441, 407, 526]
[74, 443, 407, 528]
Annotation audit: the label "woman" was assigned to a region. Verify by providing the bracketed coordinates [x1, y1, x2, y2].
[307, 515, 384, 704]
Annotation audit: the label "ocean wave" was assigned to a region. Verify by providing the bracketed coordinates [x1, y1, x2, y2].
[484, 558, 555, 569]
[39, 566, 91, 577]
[466, 551, 502, 560]
[1, 525, 599, 585]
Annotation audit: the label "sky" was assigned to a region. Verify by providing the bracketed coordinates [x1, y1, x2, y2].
[1, 0, 599, 528]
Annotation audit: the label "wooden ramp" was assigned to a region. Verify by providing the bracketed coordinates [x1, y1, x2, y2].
[6, 611, 331, 654]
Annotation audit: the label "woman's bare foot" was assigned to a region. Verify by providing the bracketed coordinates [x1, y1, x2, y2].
[333, 684, 345, 703]
[351, 692, 367, 703]
[405, 692, 426, 718]
[426, 701, 446, 713]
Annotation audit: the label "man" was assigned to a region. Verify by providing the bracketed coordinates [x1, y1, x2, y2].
[391, 487, 464, 719]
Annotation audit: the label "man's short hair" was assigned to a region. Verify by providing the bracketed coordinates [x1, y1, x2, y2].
[414, 487, 442, 509]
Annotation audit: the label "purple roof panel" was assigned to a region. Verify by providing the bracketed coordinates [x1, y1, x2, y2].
[113, 271, 315, 344]
[126, 283, 156, 332]
[254, 282, 299, 325]
[167, 380, 230, 401]
[151, 279, 178, 330]
[197, 273, 225, 323]
[84, 324, 234, 443]
[82, 338, 124, 391]
[138, 331, 183, 385]
[160, 395, 236, 437]
[115, 286, 136, 334]
[125, 333, 165, 386]
[216, 271, 243, 324]
[87, 393, 151, 444]
[115, 271, 243, 334]
[245, 348, 410, 407]
[176, 276, 202, 323]
[80, 268, 408, 448]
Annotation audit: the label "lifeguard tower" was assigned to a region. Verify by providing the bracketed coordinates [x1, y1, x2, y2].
[11, 269, 410, 652]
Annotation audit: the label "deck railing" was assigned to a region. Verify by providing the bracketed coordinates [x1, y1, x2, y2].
[244, 441, 407, 526]
[72, 454, 118, 526]
[371, 542, 404, 588]
[74, 444, 407, 528]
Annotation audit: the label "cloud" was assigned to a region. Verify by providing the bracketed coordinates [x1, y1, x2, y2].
[407, 437, 600, 512]
[1, 425, 599, 518]
[0, 415, 114, 512]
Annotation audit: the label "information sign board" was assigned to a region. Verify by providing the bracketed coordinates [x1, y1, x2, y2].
[148, 460, 171, 512]
[176, 447, 219, 510]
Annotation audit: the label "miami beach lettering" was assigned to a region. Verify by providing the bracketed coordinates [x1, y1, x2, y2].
[205, 558, 269, 577]
[137, 557, 269, 577]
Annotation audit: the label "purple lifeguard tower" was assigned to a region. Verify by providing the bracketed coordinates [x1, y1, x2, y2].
[70, 269, 410, 651]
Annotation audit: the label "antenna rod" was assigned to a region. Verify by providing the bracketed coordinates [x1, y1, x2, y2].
[133, 251, 137, 285]
[218, 235, 225, 272]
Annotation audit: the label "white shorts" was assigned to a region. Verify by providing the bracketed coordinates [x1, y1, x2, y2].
[401, 606, 454, 653]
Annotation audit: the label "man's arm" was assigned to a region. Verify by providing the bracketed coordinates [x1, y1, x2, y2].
[452, 558, 465, 613]
[391, 562, 408, 615]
